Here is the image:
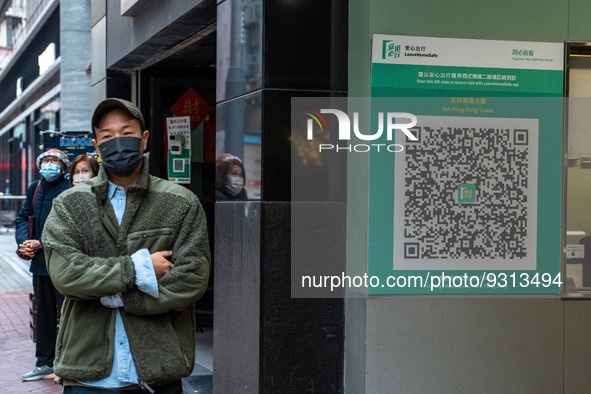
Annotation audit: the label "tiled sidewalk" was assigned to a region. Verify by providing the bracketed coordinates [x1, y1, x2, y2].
[0, 230, 61, 393]
[0, 290, 61, 393]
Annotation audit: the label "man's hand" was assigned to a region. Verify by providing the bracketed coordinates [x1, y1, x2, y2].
[151, 250, 174, 279]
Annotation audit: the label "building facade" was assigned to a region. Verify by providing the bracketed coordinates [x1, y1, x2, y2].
[0, 0, 91, 196]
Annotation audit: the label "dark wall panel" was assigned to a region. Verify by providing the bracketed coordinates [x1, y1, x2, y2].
[213, 201, 261, 393]
[214, 0, 348, 392]
[263, 0, 348, 91]
[261, 89, 347, 202]
[261, 202, 344, 393]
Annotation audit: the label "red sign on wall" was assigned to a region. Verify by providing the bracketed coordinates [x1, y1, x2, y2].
[170, 88, 210, 130]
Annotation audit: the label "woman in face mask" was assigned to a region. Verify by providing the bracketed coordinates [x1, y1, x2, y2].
[215, 154, 248, 200]
[15, 148, 70, 381]
[69, 154, 99, 187]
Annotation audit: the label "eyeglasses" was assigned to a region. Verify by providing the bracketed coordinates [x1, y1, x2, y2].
[41, 157, 62, 164]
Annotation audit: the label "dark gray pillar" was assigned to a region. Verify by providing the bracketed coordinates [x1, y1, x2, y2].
[214, 0, 348, 392]
[214, 201, 261, 392]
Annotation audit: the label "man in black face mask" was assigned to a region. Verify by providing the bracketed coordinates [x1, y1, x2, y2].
[42, 98, 211, 393]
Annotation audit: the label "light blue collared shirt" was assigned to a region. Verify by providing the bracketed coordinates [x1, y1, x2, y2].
[81, 181, 158, 388]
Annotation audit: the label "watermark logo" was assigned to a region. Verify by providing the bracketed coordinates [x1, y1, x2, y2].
[304, 108, 417, 153]
[382, 40, 401, 60]
[304, 108, 329, 134]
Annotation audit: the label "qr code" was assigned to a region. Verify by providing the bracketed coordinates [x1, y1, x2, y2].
[173, 158, 186, 172]
[394, 116, 538, 270]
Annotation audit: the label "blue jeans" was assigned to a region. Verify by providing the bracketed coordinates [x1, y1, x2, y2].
[62, 380, 182, 394]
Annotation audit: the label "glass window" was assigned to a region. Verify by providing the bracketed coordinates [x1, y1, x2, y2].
[216, 91, 261, 200]
[564, 42, 591, 297]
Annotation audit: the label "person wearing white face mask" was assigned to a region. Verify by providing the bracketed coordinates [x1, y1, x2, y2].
[15, 148, 70, 382]
[69, 154, 99, 187]
[215, 154, 248, 200]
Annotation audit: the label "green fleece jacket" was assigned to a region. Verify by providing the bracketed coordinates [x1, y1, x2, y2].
[42, 158, 210, 385]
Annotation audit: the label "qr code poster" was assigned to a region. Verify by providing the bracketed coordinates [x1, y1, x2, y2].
[166, 116, 191, 184]
[393, 115, 538, 271]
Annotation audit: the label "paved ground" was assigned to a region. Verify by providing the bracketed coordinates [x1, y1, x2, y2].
[0, 230, 61, 393]
[0, 229, 213, 394]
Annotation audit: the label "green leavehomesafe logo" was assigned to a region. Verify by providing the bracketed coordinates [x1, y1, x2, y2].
[382, 40, 401, 60]
[458, 184, 476, 203]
